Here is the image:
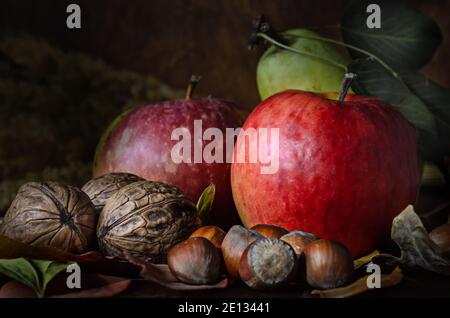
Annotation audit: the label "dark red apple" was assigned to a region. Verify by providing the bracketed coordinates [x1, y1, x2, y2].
[231, 74, 419, 257]
[94, 77, 244, 229]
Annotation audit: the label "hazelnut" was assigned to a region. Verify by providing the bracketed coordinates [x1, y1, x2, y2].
[239, 238, 297, 290]
[190, 226, 226, 249]
[167, 237, 222, 285]
[221, 225, 263, 280]
[280, 230, 319, 258]
[429, 223, 450, 256]
[250, 224, 289, 238]
[303, 239, 354, 289]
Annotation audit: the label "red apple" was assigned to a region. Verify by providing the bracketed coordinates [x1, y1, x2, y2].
[94, 77, 244, 229]
[231, 75, 418, 257]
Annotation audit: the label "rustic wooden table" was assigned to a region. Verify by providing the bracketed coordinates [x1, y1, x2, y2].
[117, 269, 450, 298]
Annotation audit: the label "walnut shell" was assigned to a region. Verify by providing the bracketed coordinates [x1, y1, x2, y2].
[81, 173, 144, 214]
[97, 180, 198, 262]
[0, 182, 97, 253]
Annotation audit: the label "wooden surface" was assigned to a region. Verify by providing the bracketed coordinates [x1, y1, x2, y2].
[0, 0, 449, 108]
[118, 270, 450, 298]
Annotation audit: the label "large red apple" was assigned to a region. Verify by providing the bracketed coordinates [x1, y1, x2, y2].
[231, 81, 419, 257]
[94, 78, 244, 229]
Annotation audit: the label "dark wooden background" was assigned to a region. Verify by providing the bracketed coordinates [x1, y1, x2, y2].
[0, 0, 449, 108]
[0, 1, 449, 297]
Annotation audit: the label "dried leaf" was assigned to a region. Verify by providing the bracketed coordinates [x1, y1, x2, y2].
[196, 184, 216, 224]
[353, 250, 380, 270]
[126, 254, 228, 291]
[373, 205, 450, 275]
[311, 266, 402, 298]
[72, 251, 140, 278]
[51, 276, 131, 298]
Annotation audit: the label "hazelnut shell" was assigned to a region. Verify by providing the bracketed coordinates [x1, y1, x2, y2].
[167, 237, 222, 285]
[303, 239, 354, 289]
[280, 230, 319, 257]
[251, 224, 289, 238]
[221, 225, 263, 280]
[239, 238, 297, 290]
[190, 226, 226, 249]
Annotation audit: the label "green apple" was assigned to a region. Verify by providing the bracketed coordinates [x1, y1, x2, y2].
[257, 29, 350, 100]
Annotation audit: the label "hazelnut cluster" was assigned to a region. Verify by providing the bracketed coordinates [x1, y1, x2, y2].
[166, 223, 356, 290]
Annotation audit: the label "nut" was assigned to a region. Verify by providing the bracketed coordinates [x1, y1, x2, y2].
[429, 223, 450, 256]
[189, 226, 226, 249]
[0, 182, 97, 253]
[239, 238, 297, 290]
[303, 239, 354, 289]
[251, 224, 289, 238]
[81, 172, 144, 214]
[280, 230, 319, 257]
[97, 180, 198, 262]
[221, 225, 263, 280]
[167, 237, 222, 285]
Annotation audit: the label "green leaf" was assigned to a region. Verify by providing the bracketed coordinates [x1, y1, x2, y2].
[0, 258, 71, 297]
[30, 260, 69, 296]
[348, 59, 442, 160]
[196, 184, 216, 224]
[401, 73, 450, 155]
[341, 0, 442, 70]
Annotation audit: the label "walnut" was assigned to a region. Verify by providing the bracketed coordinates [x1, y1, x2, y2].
[0, 182, 97, 253]
[81, 173, 144, 214]
[97, 180, 198, 262]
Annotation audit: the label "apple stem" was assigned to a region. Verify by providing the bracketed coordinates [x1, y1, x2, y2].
[248, 15, 285, 50]
[287, 33, 399, 79]
[185, 75, 202, 100]
[338, 73, 357, 103]
[256, 32, 348, 71]
[256, 31, 400, 80]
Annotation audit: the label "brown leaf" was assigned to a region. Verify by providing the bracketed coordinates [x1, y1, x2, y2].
[353, 250, 380, 270]
[51, 276, 131, 298]
[125, 254, 228, 291]
[311, 266, 403, 298]
[373, 205, 450, 276]
[73, 251, 140, 277]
